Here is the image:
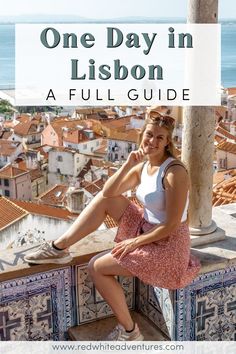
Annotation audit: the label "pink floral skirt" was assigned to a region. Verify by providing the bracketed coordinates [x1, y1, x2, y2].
[112, 203, 201, 290]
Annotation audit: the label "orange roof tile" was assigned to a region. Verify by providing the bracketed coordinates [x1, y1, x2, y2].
[38, 184, 68, 206]
[0, 130, 12, 139]
[12, 199, 78, 221]
[94, 143, 107, 155]
[216, 124, 236, 142]
[0, 165, 28, 178]
[0, 197, 28, 230]
[213, 175, 236, 206]
[50, 119, 87, 139]
[217, 140, 236, 154]
[0, 139, 21, 156]
[104, 214, 118, 228]
[29, 168, 43, 181]
[14, 120, 40, 136]
[82, 178, 106, 195]
[16, 114, 33, 123]
[63, 129, 89, 144]
[215, 106, 227, 118]
[227, 87, 236, 96]
[107, 129, 139, 143]
[215, 135, 225, 144]
[213, 169, 236, 185]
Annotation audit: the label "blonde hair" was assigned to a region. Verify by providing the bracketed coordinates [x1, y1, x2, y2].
[139, 107, 178, 158]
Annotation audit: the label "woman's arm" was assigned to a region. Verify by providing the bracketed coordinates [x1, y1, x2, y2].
[102, 149, 145, 197]
[111, 165, 189, 258]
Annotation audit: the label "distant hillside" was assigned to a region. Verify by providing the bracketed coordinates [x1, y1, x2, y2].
[0, 15, 185, 24]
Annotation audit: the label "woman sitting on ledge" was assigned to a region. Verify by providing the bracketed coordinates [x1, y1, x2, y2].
[24, 107, 201, 341]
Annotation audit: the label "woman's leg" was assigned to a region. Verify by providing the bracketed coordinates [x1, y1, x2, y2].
[55, 192, 130, 249]
[88, 251, 134, 331]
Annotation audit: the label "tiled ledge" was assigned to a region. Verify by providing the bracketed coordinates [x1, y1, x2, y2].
[1, 203, 236, 281]
[0, 228, 117, 282]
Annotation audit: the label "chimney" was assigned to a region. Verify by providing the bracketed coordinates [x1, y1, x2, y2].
[66, 187, 85, 213]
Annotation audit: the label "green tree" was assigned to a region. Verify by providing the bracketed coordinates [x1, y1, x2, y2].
[0, 99, 15, 115]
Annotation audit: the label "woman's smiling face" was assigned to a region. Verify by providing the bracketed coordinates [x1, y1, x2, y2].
[141, 124, 169, 157]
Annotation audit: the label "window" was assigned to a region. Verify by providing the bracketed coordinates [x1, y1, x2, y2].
[83, 144, 87, 149]
[219, 158, 226, 169]
[0, 179, 1, 185]
[128, 143, 132, 153]
[5, 190, 10, 197]
[57, 155, 63, 162]
[96, 141, 99, 147]
[4, 179, 9, 187]
[76, 157, 80, 163]
[115, 153, 118, 160]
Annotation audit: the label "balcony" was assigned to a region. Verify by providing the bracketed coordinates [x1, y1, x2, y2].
[0, 204, 236, 341]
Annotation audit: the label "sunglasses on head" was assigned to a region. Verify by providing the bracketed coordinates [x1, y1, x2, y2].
[147, 111, 175, 127]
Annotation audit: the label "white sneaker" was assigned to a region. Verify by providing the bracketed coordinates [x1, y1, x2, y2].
[105, 323, 144, 341]
[24, 241, 72, 264]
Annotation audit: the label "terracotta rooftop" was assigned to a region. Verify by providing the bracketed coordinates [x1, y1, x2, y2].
[213, 169, 236, 185]
[12, 199, 78, 221]
[213, 175, 236, 206]
[94, 140, 108, 155]
[227, 87, 236, 96]
[0, 139, 21, 156]
[0, 165, 28, 178]
[14, 119, 42, 136]
[38, 184, 68, 207]
[63, 128, 101, 144]
[78, 160, 93, 179]
[82, 178, 104, 196]
[215, 135, 225, 144]
[0, 130, 12, 139]
[16, 114, 35, 123]
[101, 116, 134, 130]
[3, 121, 17, 129]
[29, 168, 43, 181]
[107, 129, 139, 143]
[34, 145, 51, 159]
[215, 106, 227, 119]
[75, 108, 107, 115]
[216, 124, 236, 142]
[50, 119, 87, 138]
[217, 140, 236, 154]
[0, 197, 28, 230]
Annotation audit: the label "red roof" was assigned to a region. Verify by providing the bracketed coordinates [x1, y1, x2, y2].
[0, 139, 21, 156]
[217, 141, 236, 154]
[12, 199, 78, 221]
[38, 184, 68, 206]
[216, 124, 236, 142]
[0, 165, 28, 178]
[213, 175, 236, 206]
[0, 197, 28, 230]
[14, 119, 41, 136]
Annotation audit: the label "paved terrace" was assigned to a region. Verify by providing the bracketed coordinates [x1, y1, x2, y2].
[0, 204, 236, 341]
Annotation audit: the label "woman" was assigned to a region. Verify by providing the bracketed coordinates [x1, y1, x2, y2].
[25, 108, 200, 341]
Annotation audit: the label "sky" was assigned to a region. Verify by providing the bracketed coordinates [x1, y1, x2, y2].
[0, 0, 235, 19]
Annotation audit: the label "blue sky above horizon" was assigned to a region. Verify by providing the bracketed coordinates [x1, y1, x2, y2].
[0, 0, 235, 19]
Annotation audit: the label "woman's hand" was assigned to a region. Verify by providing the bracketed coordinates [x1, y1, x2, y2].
[126, 148, 145, 168]
[111, 238, 139, 260]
